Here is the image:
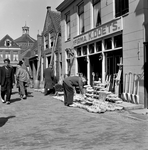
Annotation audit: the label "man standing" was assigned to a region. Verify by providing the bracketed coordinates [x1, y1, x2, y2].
[43, 65, 55, 96]
[22, 58, 33, 88]
[0, 59, 15, 104]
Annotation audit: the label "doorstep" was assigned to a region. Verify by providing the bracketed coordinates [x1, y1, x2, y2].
[116, 101, 144, 110]
[128, 108, 148, 115]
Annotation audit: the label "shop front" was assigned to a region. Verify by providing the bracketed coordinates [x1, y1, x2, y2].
[74, 18, 123, 94]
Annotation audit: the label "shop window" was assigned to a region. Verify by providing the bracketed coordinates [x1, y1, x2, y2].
[78, 3, 84, 34]
[65, 12, 71, 40]
[77, 47, 81, 56]
[114, 35, 122, 48]
[104, 38, 112, 50]
[83, 46, 87, 55]
[93, 0, 101, 27]
[96, 41, 102, 52]
[89, 44, 94, 54]
[115, 0, 129, 18]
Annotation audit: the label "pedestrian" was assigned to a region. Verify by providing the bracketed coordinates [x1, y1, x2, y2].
[43, 64, 55, 96]
[22, 58, 33, 88]
[16, 61, 30, 99]
[0, 59, 15, 104]
[63, 75, 86, 107]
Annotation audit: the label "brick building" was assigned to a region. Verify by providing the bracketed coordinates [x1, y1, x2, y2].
[0, 34, 21, 72]
[15, 24, 37, 67]
[57, 0, 147, 107]
[42, 6, 62, 81]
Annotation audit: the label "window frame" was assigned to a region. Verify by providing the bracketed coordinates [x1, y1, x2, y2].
[78, 2, 85, 34]
[115, 0, 129, 18]
[5, 51, 11, 60]
[92, 0, 101, 28]
[65, 12, 71, 41]
[13, 52, 18, 61]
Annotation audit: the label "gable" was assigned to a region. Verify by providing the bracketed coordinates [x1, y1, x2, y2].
[43, 11, 52, 34]
[43, 10, 61, 35]
[0, 34, 19, 48]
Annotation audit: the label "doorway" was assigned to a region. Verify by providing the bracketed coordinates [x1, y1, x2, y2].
[77, 57, 87, 81]
[89, 54, 102, 86]
[106, 50, 123, 93]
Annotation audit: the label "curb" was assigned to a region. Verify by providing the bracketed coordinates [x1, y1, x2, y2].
[116, 102, 144, 110]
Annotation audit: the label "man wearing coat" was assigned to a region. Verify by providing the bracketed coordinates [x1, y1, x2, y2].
[0, 59, 15, 104]
[43, 65, 55, 96]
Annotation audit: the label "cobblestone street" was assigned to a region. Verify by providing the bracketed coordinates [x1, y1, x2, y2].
[0, 87, 148, 150]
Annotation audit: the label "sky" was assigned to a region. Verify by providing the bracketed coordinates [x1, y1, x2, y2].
[0, 0, 63, 40]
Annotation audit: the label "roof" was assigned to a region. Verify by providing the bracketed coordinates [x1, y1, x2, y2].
[43, 7, 61, 35]
[21, 41, 38, 59]
[56, 0, 75, 12]
[15, 34, 36, 43]
[0, 34, 20, 48]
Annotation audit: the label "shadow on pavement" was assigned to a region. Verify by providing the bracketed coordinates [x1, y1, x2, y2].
[11, 91, 18, 95]
[0, 116, 15, 127]
[10, 98, 21, 103]
[27, 92, 34, 97]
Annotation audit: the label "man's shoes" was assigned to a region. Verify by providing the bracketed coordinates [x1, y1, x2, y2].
[1, 98, 6, 103]
[6, 101, 10, 104]
[68, 103, 77, 107]
[22, 95, 26, 99]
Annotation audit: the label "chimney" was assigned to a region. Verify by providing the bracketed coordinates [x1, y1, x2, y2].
[47, 6, 51, 11]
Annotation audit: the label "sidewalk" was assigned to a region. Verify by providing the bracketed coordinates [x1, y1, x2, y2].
[34, 85, 146, 115]
[117, 101, 144, 110]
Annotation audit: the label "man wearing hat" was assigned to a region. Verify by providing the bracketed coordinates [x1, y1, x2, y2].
[0, 59, 15, 104]
[43, 64, 55, 96]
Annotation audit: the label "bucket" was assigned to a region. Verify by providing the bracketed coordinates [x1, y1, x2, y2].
[34, 80, 40, 89]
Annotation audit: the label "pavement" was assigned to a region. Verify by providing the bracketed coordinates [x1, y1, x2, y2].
[0, 87, 148, 150]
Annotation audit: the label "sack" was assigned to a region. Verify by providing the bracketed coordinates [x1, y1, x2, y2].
[54, 84, 63, 92]
[58, 76, 64, 85]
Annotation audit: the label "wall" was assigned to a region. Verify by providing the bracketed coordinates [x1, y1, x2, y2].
[123, 0, 145, 104]
[60, 0, 115, 76]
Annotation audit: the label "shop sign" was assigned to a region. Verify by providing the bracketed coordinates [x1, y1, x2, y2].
[73, 19, 122, 47]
